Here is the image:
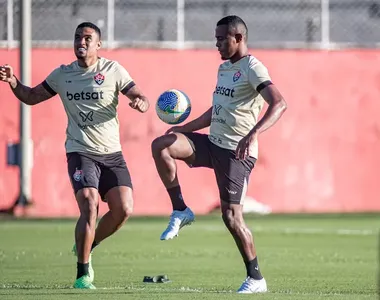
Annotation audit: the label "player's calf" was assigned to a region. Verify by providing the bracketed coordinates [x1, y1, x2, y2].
[151, 133, 196, 211]
[221, 203, 265, 289]
[75, 188, 98, 279]
[151, 135, 178, 184]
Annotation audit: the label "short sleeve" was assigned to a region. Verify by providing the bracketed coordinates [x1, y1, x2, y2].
[247, 59, 272, 93]
[42, 67, 61, 95]
[115, 62, 135, 94]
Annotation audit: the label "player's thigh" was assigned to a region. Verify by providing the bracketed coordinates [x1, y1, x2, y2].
[180, 132, 213, 168]
[211, 145, 256, 204]
[151, 132, 213, 168]
[104, 186, 133, 215]
[98, 153, 133, 203]
[152, 132, 213, 167]
[151, 132, 195, 163]
[66, 152, 101, 199]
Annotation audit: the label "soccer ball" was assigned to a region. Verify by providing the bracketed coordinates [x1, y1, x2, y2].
[156, 89, 191, 124]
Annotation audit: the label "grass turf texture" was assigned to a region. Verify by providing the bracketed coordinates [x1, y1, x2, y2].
[0, 213, 378, 299]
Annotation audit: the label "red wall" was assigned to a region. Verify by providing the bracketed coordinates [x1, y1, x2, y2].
[0, 48, 379, 217]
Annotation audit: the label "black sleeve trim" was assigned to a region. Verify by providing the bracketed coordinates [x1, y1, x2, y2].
[121, 81, 136, 95]
[256, 80, 273, 93]
[42, 80, 57, 96]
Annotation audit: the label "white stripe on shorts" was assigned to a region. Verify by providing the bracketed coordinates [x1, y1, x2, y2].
[239, 177, 248, 205]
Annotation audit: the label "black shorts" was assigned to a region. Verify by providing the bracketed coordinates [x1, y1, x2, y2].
[66, 151, 132, 201]
[183, 132, 256, 204]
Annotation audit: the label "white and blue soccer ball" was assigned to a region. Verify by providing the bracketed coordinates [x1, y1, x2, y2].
[156, 89, 191, 124]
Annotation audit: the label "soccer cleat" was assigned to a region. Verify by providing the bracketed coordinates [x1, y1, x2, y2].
[73, 275, 96, 289]
[160, 207, 195, 240]
[237, 277, 267, 293]
[72, 244, 94, 283]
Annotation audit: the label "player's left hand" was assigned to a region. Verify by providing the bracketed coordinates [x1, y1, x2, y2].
[129, 97, 149, 113]
[236, 130, 258, 160]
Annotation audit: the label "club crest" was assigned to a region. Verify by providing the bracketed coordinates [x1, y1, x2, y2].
[73, 169, 83, 182]
[233, 71, 241, 82]
[94, 73, 105, 85]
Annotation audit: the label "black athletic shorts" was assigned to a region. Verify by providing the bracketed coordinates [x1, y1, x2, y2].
[183, 132, 256, 204]
[66, 151, 132, 201]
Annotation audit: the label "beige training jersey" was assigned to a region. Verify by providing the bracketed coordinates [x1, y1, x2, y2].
[43, 57, 135, 154]
[209, 55, 272, 159]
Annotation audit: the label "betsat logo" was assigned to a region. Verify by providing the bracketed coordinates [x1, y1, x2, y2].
[66, 91, 104, 101]
[214, 86, 235, 98]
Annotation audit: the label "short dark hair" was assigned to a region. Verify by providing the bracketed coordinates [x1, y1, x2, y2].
[217, 15, 248, 39]
[76, 22, 101, 39]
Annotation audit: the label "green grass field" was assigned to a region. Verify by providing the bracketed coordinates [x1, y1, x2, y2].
[0, 214, 378, 300]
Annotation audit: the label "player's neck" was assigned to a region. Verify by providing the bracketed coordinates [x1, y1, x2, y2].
[77, 56, 99, 68]
[229, 47, 249, 64]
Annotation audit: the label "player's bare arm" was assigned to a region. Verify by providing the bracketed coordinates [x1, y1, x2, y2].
[123, 85, 150, 113]
[236, 84, 287, 159]
[0, 65, 54, 105]
[165, 106, 213, 134]
[252, 84, 287, 133]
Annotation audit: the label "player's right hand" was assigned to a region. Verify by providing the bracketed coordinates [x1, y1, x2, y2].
[165, 125, 189, 135]
[0, 65, 14, 83]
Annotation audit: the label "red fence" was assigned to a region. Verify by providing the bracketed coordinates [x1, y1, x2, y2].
[0, 49, 379, 217]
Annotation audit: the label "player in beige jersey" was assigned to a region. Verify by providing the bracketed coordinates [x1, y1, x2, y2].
[151, 16, 287, 293]
[0, 22, 149, 289]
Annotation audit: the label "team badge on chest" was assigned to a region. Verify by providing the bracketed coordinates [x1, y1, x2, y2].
[233, 71, 241, 82]
[94, 73, 105, 85]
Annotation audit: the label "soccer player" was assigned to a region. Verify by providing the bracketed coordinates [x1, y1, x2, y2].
[0, 22, 149, 289]
[151, 15, 287, 293]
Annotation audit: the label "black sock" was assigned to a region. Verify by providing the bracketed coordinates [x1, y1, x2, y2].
[91, 241, 99, 251]
[76, 262, 89, 279]
[245, 257, 263, 280]
[167, 186, 187, 211]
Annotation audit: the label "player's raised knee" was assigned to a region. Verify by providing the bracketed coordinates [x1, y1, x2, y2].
[151, 135, 164, 154]
[151, 134, 177, 158]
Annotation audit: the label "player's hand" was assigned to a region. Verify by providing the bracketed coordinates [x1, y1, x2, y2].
[129, 97, 149, 113]
[0, 64, 15, 83]
[236, 130, 258, 160]
[165, 125, 189, 135]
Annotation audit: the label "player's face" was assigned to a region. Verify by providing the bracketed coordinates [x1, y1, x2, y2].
[74, 27, 101, 60]
[215, 25, 238, 60]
